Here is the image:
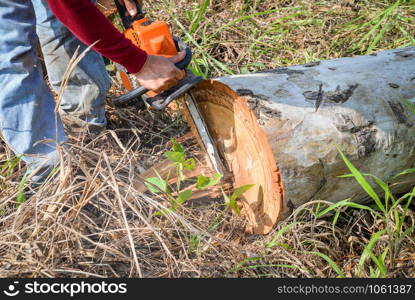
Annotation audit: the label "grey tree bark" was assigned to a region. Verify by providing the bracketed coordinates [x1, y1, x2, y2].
[198, 46, 415, 233]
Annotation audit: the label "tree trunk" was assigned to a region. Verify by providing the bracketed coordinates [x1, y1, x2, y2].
[186, 46, 415, 234]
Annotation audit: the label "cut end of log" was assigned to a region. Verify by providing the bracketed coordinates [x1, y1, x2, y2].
[184, 80, 284, 234]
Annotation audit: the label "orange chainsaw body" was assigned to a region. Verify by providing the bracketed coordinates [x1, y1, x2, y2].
[119, 18, 180, 96]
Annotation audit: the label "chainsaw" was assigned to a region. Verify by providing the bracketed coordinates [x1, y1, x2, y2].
[111, 0, 225, 174]
[112, 0, 201, 110]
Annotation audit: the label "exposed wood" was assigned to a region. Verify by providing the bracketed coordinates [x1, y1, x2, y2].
[186, 46, 415, 234]
[187, 82, 284, 235]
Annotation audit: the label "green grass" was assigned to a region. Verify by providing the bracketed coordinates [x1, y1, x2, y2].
[320, 147, 414, 277]
[106, 0, 414, 78]
[345, 0, 414, 54]
[145, 0, 414, 78]
[260, 147, 415, 278]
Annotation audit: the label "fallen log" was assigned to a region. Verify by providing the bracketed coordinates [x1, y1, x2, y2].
[186, 46, 415, 234]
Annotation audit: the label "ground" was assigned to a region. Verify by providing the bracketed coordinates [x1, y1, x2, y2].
[0, 0, 414, 277]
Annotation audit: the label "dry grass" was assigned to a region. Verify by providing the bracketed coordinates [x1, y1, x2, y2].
[0, 0, 414, 278]
[1, 122, 415, 277]
[0, 106, 243, 277]
[1, 141, 414, 278]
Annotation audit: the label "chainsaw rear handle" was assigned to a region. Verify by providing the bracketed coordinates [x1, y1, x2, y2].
[114, 0, 145, 29]
[112, 37, 193, 106]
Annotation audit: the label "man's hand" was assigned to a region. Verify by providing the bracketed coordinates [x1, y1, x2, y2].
[134, 51, 186, 93]
[119, 0, 143, 17]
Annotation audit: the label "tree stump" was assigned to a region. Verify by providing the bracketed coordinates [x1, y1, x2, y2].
[186, 46, 415, 234]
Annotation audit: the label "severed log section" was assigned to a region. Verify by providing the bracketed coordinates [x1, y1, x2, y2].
[185, 46, 415, 234]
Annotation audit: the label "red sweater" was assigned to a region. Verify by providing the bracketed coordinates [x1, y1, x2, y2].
[46, 0, 148, 74]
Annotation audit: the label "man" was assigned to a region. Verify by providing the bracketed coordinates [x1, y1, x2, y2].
[0, 0, 184, 183]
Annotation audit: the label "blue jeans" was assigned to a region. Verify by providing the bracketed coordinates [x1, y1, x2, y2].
[0, 0, 110, 182]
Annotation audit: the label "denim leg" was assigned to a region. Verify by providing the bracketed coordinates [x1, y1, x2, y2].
[32, 0, 111, 127]
[0, 0, 65, 182]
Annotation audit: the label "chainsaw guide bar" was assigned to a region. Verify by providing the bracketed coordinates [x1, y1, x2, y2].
[184, 92, 225, 176]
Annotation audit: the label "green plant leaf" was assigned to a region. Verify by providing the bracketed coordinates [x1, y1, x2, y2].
[177, 189, 192, 204]
[339, 172, 394, 207]
[145, 176, 168, 194]
[2, 155, 22, 177]
[165, 151, 185, 164]
[332, 210, 341, 227]
[223, 192, 240, 215]
[392, 168, 415, 179]
[228, 257, 262, 273]
[230, 184, 255, 202]
[315, 199, 382, 219]
[308, 251, 345, 278]
[188, 235, 201, 254]
[358, 229, 387, 276]
[152, 208, 171, 217]
[398, 225, 415, 241]
[395, 186, 415, 235]
[171, 139, 185, 153]
[196, 175, 210, 189]
[16, 172, 29, 207]
[183, 158, 196, 171]
[196, 173, 222, 190]
[265, 221, 300, 248]
[189, 0, 210, 35]
[366, 248, 387, 278]
[223, 184, 255, 216]
[336, 145, 385, 213]
[211, 173, 222, 185]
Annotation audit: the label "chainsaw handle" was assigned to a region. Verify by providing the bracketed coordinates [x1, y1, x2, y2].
[112, 40, 192, 106]
[173, 37, 192, 70]
[114, 0, 144, 29]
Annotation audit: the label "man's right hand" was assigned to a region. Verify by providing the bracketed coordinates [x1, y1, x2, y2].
[118, 0, 143, 17]
[133, 51, 186, 93]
